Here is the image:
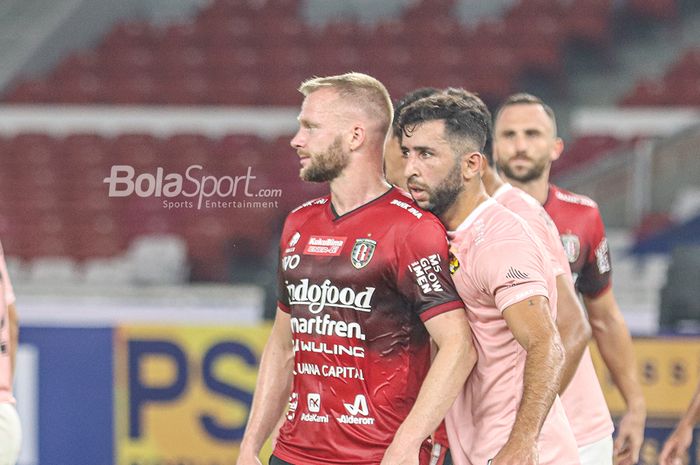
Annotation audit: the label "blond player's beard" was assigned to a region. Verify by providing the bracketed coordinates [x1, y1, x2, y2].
[301, 136, 349, 183]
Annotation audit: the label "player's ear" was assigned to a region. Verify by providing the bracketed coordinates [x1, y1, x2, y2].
[348, 124, 366, 151]
[461, 151, 482, 180]
[478, 153, 488, 176]
[551, 137, 564, 162]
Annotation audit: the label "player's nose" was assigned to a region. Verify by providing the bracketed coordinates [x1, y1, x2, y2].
[290, 130, 304, 149]
[513, 133, 528, 153]
[403, 151, 419, 178]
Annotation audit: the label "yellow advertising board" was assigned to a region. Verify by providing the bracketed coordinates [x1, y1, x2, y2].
[591, 337, 700, 418]
[114, 324, 273, 465]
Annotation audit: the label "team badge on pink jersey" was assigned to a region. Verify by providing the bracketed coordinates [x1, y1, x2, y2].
[351, 239, 376, 269]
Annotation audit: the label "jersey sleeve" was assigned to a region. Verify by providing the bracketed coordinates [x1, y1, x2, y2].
[474, 236, 550, 312]
[276, 217, 293, 313]
[0, 242, 14, 306]
[577, 208, 612, 297]
[396, 219, 464, 322]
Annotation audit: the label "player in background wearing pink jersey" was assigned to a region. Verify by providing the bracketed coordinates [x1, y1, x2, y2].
[0, 241, 20, 465]
[397, 92, 579, 465]
[493, 93, 646, 465]
[237, 73, 475, 465]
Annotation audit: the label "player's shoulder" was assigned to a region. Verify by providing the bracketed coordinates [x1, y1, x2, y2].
[548, 184, 599, 210]
[288, 195, 330, 218]
[511, 186, 545, 211]
[280, 195, 330, 236]
[385, 188, 446, 231]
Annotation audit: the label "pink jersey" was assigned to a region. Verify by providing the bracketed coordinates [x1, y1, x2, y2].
[445, 198, 579, 465]
[493, 184, 614, 447]
[0, 240, 16, 404]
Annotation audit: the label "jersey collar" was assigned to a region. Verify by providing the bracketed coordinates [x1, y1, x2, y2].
[451, 197, 497, 233]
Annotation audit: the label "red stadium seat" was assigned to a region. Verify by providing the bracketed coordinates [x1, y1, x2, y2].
[197, 16, 256, 48]
[163, 133, 217, 169]
[3, 79, 52, 103]
[102, 21, 159, 49]
[564, 4, 612, 48]
[105, 75, 158, 104]
[207, 76, 262, 105]
[163, 23, 204, 48]
[620, 79, 670, 106]
[160, 73, 210, 105]
[53, 74, 106, 104]
[158, 45, 207, 77]
[62, 133, 112, 170]
[110, 133, 162, 167]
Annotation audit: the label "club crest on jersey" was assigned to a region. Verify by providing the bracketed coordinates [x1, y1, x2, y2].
[561, 234, 580, 263]
[449, 251, 460, 275]
[351, 239, 376, 269]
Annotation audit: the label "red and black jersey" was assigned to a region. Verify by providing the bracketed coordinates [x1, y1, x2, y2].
[544, 183, 612, 298]
[274, 187, 463, 465]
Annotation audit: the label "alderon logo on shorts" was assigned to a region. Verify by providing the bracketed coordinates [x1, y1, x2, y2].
[303, 236, 346, 256]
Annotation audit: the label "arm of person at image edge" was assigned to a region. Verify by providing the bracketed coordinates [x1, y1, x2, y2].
[9, 302, 18, 378]
[489, 294, 565, 465]
[236, 306, 293, 465]
[659, 381, 700, 465]
[0, 249, 18, 379]
[580, 213, 646, 465]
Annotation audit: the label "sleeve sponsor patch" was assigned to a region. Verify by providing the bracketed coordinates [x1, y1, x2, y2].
[408, 254, 445, 294]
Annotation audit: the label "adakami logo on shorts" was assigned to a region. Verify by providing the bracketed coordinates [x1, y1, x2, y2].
[303, 236, 346, 256]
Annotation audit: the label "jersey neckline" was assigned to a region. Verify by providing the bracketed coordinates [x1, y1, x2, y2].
[327, 186, 395, 222]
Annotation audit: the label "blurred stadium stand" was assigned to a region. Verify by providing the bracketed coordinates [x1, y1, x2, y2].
[0, 0, 697, 325]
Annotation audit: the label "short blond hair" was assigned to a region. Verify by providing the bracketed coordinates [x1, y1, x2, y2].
[299, 72, 393, 135]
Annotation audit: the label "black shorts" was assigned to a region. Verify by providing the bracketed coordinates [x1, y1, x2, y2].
[269, 455, 294, 465]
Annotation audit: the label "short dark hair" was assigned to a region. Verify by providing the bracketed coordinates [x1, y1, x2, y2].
[391, 87, 440, 138]
[495, 93, 558, 137]
[444, 88, 493, 164]
[397, 93, 490, 156]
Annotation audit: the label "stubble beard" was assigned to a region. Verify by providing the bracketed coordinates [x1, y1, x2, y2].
[300, 136, 349, 183]
[418, 162, 464, 217]
[496, 156, 549, 184]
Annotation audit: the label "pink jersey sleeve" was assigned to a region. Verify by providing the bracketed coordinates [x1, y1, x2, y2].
[474, 238, 549, 312]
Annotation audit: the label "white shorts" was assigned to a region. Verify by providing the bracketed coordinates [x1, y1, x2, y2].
[578, 435, 613, 465]
[0, 402, 21, 465]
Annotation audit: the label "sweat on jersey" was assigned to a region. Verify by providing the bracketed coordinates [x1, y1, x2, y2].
[274, 187, 464, 465]
[494, 184, 614, 448]
[0, 241, 17, 404]
[445, 198, 580, 465]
